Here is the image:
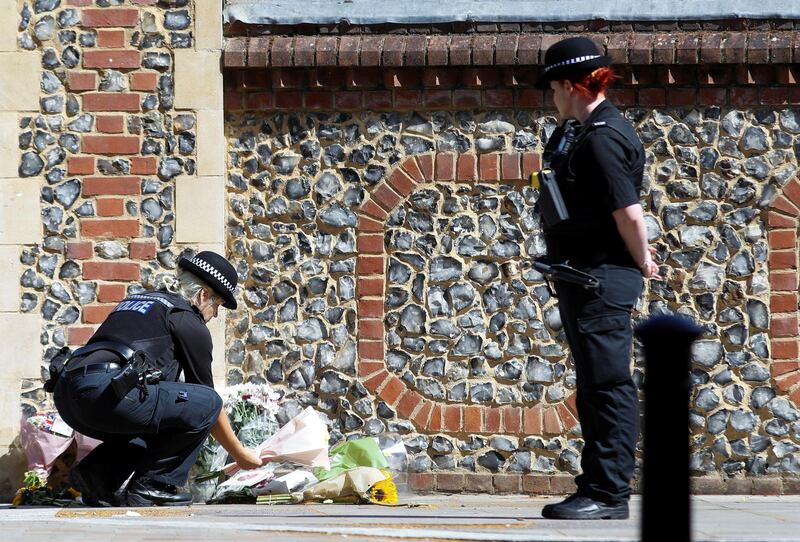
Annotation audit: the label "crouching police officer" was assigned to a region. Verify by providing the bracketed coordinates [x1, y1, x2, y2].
[51, 252, 262, 506]
[533, 37, 661, 520]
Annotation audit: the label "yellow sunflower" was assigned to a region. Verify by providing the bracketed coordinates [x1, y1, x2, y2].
[368, 469, 398, 505]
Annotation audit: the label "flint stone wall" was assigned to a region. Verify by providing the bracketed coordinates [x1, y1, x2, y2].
[223, 103, 800, 484]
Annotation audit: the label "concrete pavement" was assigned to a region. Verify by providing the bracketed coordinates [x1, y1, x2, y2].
[1, 495, 799, 541]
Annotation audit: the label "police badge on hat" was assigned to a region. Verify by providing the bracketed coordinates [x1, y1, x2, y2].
[178, 251, 238, 309]
[536, 37, 612, 89]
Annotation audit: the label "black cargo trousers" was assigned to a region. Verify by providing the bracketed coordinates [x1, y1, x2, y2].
[554, 263, 643, 506]
[53, 356, 222, 494]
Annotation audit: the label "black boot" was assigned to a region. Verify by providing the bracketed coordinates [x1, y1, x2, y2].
[541, 493, 580, 518]
[126, 477, 193, 507]
[70, 462, 119, 507]
[541, 495, 629, 520]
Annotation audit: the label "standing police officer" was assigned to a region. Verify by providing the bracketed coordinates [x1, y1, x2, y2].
[53, 251, 262, 506]
[534, 37, 661, 520]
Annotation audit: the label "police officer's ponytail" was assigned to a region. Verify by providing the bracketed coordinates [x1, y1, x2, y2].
[570, 67, 618, 100]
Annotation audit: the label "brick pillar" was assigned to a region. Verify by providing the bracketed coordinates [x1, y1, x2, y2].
[62, 4, 155, 345]
[5, 0, 228, 497]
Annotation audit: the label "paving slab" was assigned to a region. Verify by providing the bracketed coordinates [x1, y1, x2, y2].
[1, 495, 800, 542]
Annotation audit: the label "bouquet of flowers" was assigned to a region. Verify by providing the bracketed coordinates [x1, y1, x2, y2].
[12, 469, 80, 507]
[190, 383, 280, 502]
[206, 405, 331, 504]
[13, 411, 100, 507]
[256, 437, 403, 506]
[222, 405, 331, 476]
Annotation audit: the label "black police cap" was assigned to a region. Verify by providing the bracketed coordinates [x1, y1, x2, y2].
[535, 37, 612, 89]
[178, 251, 238, 309]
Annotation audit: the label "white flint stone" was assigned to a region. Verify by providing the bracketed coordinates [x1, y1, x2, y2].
[479, 119, 515, 134]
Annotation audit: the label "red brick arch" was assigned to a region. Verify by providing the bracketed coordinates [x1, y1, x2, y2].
[767, 178, 800, 399]
[353, 152, 580, 436]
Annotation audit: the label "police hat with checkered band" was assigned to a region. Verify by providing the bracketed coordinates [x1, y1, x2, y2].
[178, 251, 238, 309]
[535, 37, 612, 89]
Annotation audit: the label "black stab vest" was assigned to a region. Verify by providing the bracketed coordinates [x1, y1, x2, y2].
[545, 110, 645, 268]
[86, 290, 194, 382]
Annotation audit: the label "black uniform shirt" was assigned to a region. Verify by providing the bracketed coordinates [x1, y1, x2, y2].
[545, 100, 645, 268]
[169, 306, 215, 388]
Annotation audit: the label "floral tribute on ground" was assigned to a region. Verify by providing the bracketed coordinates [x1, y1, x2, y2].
[13, 411, 100, 507]
[192, 383, 406, 505]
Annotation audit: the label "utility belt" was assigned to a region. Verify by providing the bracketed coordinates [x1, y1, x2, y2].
[532, 259, 600, 291]
[45, 340, 163, 400]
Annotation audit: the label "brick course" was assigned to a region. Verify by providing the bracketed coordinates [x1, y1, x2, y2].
[82, 176, 141, 196]
[226, 63, 800, 110]
[82, 93, 141, 112]
[82, 8, 140, 28]
[82, 261, 141, 281]
[83, 50, 141, 69]
[81, 219, 140, 238]
[81, 135, 140, 155]
[225, 31, 799, 68]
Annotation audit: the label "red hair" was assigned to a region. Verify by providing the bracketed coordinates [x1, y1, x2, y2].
[568, 67, 618, 100]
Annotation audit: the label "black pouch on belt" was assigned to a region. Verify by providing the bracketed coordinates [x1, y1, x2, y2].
[110, 363, 141, 399]
[530, 168, 569, 228]
[110, 350, 152, 400]
[44, 346, 72, 393]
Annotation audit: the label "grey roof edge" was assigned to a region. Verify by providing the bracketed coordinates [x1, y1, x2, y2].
[224, 0, 800, 25]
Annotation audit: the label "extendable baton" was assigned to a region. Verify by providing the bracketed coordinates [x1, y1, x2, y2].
[532, 260, 600, 291]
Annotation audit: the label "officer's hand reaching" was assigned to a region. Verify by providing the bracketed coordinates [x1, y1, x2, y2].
[234, 448, 264, 470]
[641, 246, 662, 280]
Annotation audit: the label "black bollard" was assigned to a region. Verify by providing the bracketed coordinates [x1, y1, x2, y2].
[635, 315, 703, 542]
